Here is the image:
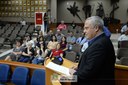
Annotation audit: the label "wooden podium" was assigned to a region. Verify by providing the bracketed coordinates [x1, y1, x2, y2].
[44, 58, 77, 85]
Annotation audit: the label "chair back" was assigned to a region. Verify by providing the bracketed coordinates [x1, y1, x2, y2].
[65, 51, 76, 62]
[72, 44, 81, 53]
[0, 64, 10, 83]
[30, 69, 45, 85]
[120, 57, 128, 66]
[119, 41, 128, 48]
[117, 48, 128, 59]
[11, 66, 29, 85]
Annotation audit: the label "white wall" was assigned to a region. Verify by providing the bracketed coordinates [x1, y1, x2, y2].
[88, 0, 111, 16]
[57, 0, 85, 23]
[0, 0, 128, 23]
[115, 0, 128, 23]
[55, 0, 128, 23]
[51, 0, 57, 23]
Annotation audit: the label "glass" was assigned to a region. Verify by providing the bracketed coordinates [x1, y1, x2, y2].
[43, 0, 46, 5]
[39, 1, 42, 5]
[31, 1, 34, 5]
[16, 1, 19, 5]
[35, 1, 38, 5]
[19, 1, 22, 5]
[31, 7, 34, 11]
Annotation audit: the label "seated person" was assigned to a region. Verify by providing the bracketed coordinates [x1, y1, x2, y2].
[71, 21, 76, 29]
[121, 22, 128, 34]
[44, 30, 54, 42]
[18, 42, 35, 63]
[20, 18, 26, 26]
[22, 34, 36, 48]
[76, 32, 87, 46]
[118, 27, 128, 41]
[60, 36, 68, 51]
[57, 20, 67, 31]
[118, 27, 128, 48]
[32, 42, 45, 64]
[5, 39, 24, 61]
[49, 43, 63, 59]
[66, 31, 76, 51]
[45, 35, 59, 57]
[55, 29, 64, 43]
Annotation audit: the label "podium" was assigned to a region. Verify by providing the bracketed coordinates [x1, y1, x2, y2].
[44, 58, 78, 85]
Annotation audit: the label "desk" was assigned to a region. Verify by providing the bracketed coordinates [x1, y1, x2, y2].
[115, 64, 128, 85]
[44, 58, 77, 85]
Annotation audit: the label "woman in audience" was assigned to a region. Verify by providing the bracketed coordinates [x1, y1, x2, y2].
[22, 34, 36, 48]
[49, 43, 63, 58]
[5, 39, 24, 61]
[60, 36, 68, 51]
[60, 36, 68, 57]
[36, 36, 46, 49]
[38, 30, 44, 38]
[18, 42, 35, 63]
[32, 42, 45, 64]
[57, 20, 67, 31]
[45, 35, 59, 57]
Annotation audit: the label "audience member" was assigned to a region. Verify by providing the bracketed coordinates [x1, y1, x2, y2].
[66, 31, 76, 51]
[57, 20, 67, 31]
[45, 35, 59, 57]
[121, 22, 128, 34]
[20, 18, 26, 26]
[71, 21, 76, 29]
[45, 30, 54, 42]
[76, 32, 87, 45]
[49, 43, 63, 59]
[118, 27, 128, 41]
[32, 42, 45, 64]
[22, 34, 36, 48]
[5, 39, 24, 61]
[18, 42, 35, 63]
[55, 30, 64, 43]
[36, 36, 46, 50]
[60, 36, 68, 51]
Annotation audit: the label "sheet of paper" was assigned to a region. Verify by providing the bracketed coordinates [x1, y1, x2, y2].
[46, 62, 71, 76]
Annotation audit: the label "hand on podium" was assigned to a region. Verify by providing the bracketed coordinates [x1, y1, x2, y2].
[69, 66, 77, 75]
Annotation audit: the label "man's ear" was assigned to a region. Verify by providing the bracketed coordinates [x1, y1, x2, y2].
[94, 25, 100, 32]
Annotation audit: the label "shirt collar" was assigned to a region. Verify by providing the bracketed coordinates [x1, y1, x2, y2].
[88, 32, 104, 46]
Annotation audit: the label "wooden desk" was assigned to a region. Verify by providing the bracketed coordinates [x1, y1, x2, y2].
[44, 58, 77, 85]
[115, 64, 128, 85]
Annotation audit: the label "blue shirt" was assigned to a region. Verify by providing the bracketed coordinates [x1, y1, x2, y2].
[103, 26, 111, 38]
[76, 37, 87, 45]
[88, 32, 104, 46]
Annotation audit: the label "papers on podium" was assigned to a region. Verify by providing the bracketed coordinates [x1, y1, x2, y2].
[46, 62, 71, 76]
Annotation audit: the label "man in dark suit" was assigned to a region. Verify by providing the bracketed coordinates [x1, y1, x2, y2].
[70, 16, 116, 85]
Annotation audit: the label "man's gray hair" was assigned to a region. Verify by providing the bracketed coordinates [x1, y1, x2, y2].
[86, 16, 104, 29]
